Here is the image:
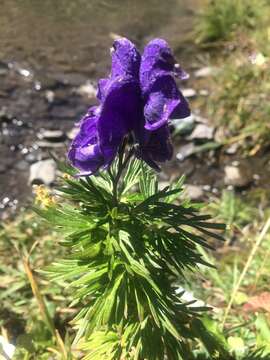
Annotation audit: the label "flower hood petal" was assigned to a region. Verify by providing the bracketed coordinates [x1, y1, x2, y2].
[140, 38, 190, 131]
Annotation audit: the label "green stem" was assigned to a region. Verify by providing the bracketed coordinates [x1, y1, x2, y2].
[111, 143, 134, 205]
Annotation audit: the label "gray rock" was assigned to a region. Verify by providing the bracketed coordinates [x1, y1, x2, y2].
[76, 81, 97, 98]
[25, 153, 39, 164]
[189, 123, 214, 141]
[225, 143, 239, 155]
[29, 159, 56, 185]
[18, 68, 32, 78]
[36, 140, 65, 148]
[8, 62, 33, 78]
[37, 129, 65, 142]
[199, 89, 209, 96]
[34, 81, 42, 91]
[203, 185, 211, 192]
[185, 184, 204, 201]
[45, 90, 55, 103]
[176, 143, 196, 161]
[182, 88, 197, 98]
[194, 66, 218, 78]
[224, 164, 253, 187]
[173, 115, 195, 136]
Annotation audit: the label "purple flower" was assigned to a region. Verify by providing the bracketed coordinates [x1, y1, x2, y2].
[68, 38, 141, 175]
[68, 38, 190, 175]
[136, 39, 190, 169]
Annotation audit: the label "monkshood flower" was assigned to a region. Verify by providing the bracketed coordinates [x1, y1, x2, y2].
[136, 38, 190, 170]
[68, 38, 190, 175]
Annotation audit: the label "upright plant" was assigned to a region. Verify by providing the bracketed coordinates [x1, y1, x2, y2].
[36, 38, 230, 359]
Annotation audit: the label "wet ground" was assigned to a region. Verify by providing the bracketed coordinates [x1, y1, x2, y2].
[1, 0, 270, 218]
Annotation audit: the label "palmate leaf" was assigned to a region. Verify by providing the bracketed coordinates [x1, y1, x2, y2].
[37, 156, 227, 359]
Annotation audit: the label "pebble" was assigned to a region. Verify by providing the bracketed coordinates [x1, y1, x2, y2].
[8, 62, 33, 78]
[194, 66, 218, 78]
[199, 89, 209, 96]
[34, 81, 42, 91]
[203, 185, 212, 192]
[76, 81, 97, 98]
[176, 143, 196, 161]
[36, 140, 65, 148]
[224, 164, 253, 188]
[184, 184, 204, 201]
[189, 123, 214, 141]
[225, 143, 239, 155]
[29, 159, 56, 185]
[25, 153, 39, 164]
[181, 88, 197, 98]
[173, 115, 195, 136]
[37, 129, 65, 142]
[45, 90, 55, 103]
[18, 68, 32, 78]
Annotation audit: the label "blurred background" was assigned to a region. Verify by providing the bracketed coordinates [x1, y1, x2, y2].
[1, 0, 270, 358]
[0, 0, 199, 211]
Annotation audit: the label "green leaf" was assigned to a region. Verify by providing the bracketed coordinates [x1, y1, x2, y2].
[120, 158, 141, 196]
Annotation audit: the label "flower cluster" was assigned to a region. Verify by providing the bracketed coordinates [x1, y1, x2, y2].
[68, 38, 190, 175]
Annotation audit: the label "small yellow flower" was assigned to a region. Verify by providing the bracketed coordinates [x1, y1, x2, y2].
[63, 173, 72, 180]
[33, 185, 56, 207]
